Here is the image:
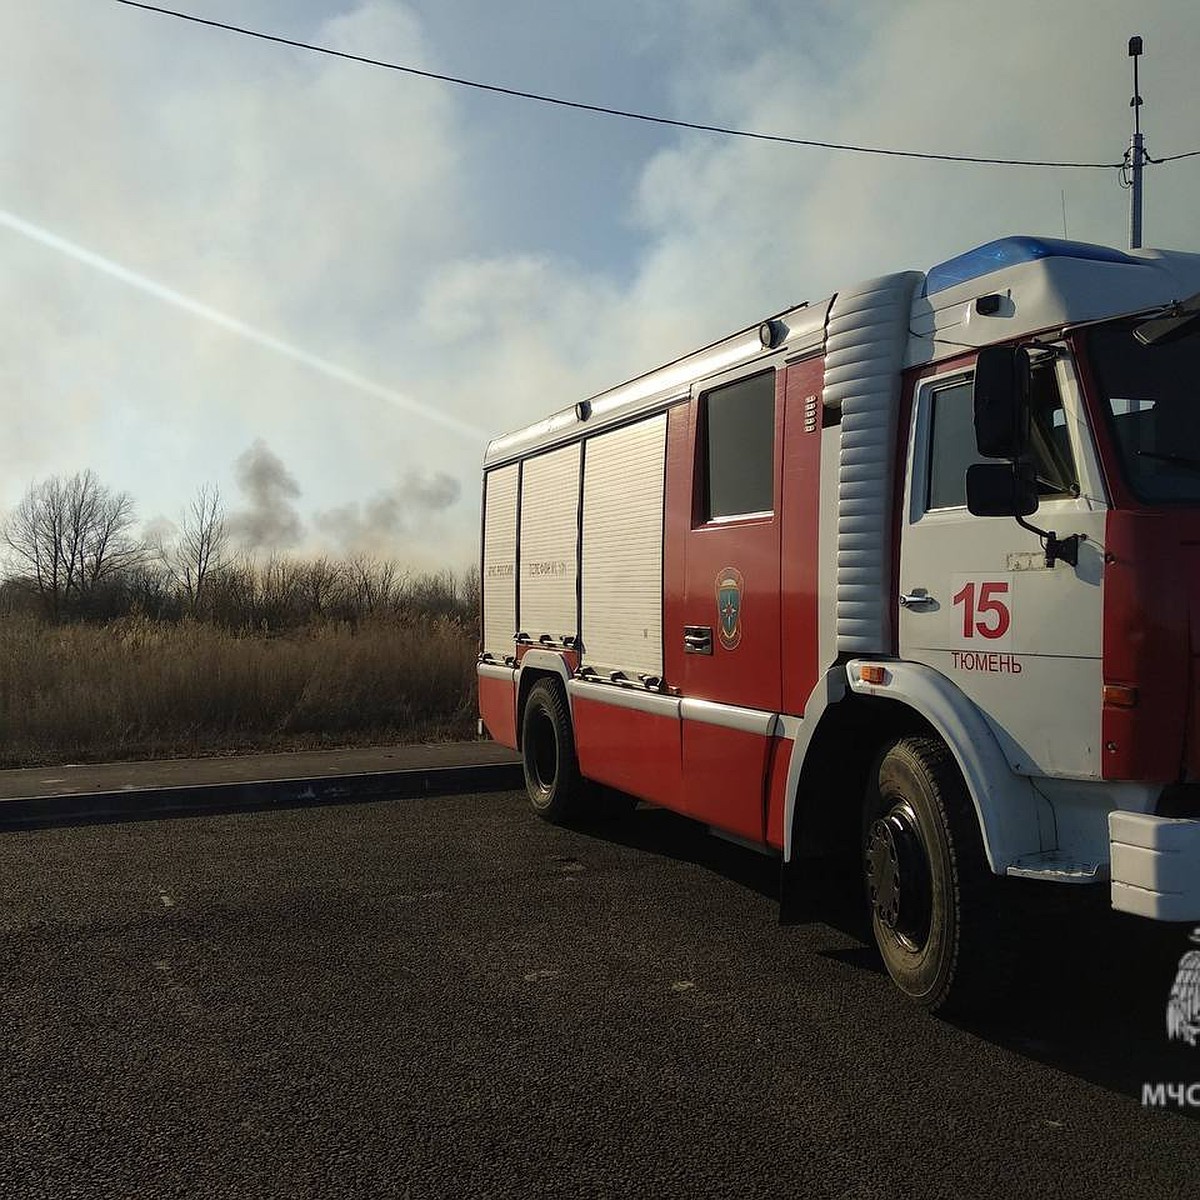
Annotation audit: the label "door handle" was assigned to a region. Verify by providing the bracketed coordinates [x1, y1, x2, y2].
[899, 592, 936, 610]
[684, 625, 713, 654]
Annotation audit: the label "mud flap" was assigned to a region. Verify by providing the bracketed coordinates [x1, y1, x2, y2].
[778, 857, 812, 926]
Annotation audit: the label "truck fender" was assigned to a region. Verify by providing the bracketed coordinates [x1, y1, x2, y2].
[516, 649, 573, 688]
[515, 651, 575, 741]
[780, 668, 846, 863]
[841, 659, 1045, 873]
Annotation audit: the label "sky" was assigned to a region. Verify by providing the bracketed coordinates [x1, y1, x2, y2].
[2, 0, 1197, 569]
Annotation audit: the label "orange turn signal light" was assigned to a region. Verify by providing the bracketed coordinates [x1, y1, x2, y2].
[859, 664, 888, 686]
[1103, 684, 1138, 709]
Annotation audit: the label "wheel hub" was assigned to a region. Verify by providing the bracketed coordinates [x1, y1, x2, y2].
[865, 805, 931, 947]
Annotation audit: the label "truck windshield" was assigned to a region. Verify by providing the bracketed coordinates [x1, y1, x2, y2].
[1087, 319, 1200, 503]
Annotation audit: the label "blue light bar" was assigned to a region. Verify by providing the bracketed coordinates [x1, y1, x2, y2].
[924, 236, 1140, 296]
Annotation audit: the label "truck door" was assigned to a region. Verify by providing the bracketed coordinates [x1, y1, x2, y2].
[679, 367, 783, 841]
[897, 352, 1106, 780]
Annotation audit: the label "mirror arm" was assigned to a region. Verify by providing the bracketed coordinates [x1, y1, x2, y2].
[1022, 340, 1066, 361]
[1012, 512, 1082, 568]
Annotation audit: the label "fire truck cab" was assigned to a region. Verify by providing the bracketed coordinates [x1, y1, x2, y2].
[478, 236, 1200, 1010]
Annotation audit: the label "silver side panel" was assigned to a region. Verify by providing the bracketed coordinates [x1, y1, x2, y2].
[567, 678, 680, 719]
[519, 443, 581, 640]
[680, 698, 777, 737]
[482, 463, 518, 659]
[581, 413, 667, 678]
[824, 272, 923, 654]
[477, 662, 515, 683]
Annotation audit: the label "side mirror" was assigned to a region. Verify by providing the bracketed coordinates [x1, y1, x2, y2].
[973, 346, 1031, 458]
[966, 461, 1038, 518]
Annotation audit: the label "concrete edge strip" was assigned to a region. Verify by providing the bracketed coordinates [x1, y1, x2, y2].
[0, 762, 526, 830]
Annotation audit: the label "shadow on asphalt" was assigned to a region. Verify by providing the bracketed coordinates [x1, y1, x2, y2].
[951, 896, 1199, 1110]
[575, 801, 782, 899]
[573, 801, 1199, 1112]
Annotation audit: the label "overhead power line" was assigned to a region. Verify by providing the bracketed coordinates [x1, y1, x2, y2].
[114, 1, 1198, 171]
[1147, 147, 1200, 164]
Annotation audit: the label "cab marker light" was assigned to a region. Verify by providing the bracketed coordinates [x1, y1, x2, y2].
[1103, 684, 1138, 708]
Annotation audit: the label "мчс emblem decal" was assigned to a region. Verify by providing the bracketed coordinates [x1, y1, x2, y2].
[1167, 928, 1200, 1047]
[716, 567, 744, 650]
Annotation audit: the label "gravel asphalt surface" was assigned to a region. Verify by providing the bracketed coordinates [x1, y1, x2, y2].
[1, 788, 1197, 1199]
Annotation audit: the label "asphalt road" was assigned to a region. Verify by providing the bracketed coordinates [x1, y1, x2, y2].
[1, 789, 1196, 1199]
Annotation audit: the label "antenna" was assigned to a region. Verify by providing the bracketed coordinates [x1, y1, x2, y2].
[1128, 35, 1145, 249]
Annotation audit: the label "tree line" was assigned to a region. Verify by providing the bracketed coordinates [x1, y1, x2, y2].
[0, 471, 479, 630]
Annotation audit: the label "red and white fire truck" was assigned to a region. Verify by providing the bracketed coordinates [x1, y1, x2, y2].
[477, 235, 1200, 1010]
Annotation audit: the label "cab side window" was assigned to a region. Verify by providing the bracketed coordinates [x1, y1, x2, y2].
[700, 370, 775, 520]
[1025, 363, 1079, 498]
[926, 363, 1078, 511]
[926, 379, 978, 510]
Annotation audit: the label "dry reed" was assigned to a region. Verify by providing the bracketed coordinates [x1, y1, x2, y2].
[0, 613, 478, 767]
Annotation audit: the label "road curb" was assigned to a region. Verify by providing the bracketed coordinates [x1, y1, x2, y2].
[0, 761, 526, 830]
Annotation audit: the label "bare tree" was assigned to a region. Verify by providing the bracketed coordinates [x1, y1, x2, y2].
[259, 554, 305, 624]
[459, 562, 481, 631]
[157, 485, 228, 613]
[205, 552, 257, 628]
[2, 471, 144, 616]
[347, 555, 398, 615]
[299, 556, 349, 618]
[76, 475, 144, 592]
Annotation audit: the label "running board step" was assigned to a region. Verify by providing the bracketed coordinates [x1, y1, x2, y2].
[1006, 851, 1106, 883]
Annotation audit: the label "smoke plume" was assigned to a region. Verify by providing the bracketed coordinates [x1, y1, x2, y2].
[227, 439, 304, 551]
[315, 469, 460, 554]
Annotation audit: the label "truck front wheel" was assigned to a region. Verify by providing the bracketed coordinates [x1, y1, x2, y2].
[863, 736, 1001, 1012]
[521, 679, 588, 824]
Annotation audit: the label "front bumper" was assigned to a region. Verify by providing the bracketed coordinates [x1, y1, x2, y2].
[1110, 811, 1200, 921]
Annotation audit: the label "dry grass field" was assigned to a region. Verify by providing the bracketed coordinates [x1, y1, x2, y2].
[0, 613, 478, 768]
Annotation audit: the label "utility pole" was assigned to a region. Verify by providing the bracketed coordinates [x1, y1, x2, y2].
[1128, 35, 1145, 250]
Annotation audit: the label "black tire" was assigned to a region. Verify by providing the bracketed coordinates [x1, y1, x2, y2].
[521, 679, 588, 824]
[863, 736, 1004, 1013]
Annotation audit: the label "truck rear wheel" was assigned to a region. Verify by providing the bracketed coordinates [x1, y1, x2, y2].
[863, 736, 1000, 1012]
[521, 679, 588, 824]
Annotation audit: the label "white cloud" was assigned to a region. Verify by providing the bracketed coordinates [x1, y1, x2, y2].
[0, 0, 1197, 571]
[0, 0, 475, 527]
